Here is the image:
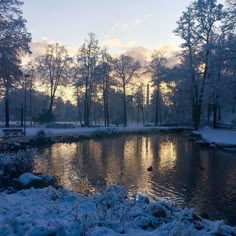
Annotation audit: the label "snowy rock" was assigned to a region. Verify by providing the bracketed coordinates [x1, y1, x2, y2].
[16, 172, 57, 189]
[18, 172, 41, 186]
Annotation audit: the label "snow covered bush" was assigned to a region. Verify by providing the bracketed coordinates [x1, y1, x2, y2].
[0, 186, 235, 235]
[0, 150, 36, 187]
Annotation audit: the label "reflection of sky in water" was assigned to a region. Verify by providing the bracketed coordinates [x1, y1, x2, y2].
[35, 133, 236, 226]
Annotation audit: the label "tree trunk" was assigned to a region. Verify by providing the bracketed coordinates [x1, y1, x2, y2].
[141, 104, 145, 126]
[29, 79, 32, 127]
[87, 91, 92, 127]
[155, 87, 159, 126]
[137, 106, 140, 124]
[207, 104, 211, 125]
[49, 96, 54, 116]
[218, 104, 221, 121]
[105, 77, 110, 127]
[84, 82, 88, 127]
[77, 94, 83, 126]
[141, 85, 145, 126]
[212, 104, 217, 129]
[20, 103, 23, 127]
[123, 85, 127, 127]
[193, 103, 201, 130]
[5, 89, 9, 127]
[146, 84, 150, 124]
[103, 78, 107, 126]
[106, 92, 109, 127]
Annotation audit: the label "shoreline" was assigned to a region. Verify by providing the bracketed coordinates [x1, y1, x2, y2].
[191, 129, 236, 151]
[0, 126, 193, 152]
[1, 126, 236, 154]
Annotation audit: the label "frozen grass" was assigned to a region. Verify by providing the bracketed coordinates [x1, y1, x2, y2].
[0, 186, 235, 235]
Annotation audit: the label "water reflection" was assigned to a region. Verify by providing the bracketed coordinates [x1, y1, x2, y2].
[35, 133, 236, 225]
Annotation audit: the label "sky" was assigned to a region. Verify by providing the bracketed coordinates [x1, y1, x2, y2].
[21, 0, 225, 102]
[22, 0, 195, 57]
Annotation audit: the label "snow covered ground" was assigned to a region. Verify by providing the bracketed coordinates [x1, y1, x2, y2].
[0, 185, 235, 236]
[194, 129, 236, 146]
[0, 125, 192, 139]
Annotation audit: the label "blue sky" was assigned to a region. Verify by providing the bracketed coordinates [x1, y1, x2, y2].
[22, 0, 194, 51]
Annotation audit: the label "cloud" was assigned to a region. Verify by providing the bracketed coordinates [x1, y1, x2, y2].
[22, 40, 79, 65]
[112, 23, 129, 32]
[29, 41, 48, 57]
[134, 13, 153, 25]
[22, 41, 48, 65]
[158, 43, 178, 55]
[124, 47, 152, 65]
[100, 38, 121, 48]
[156, 43, 180, 67]
[24, 39, 180, 68]
[118, 43, 180, 67]
[124, 41, 137, 48]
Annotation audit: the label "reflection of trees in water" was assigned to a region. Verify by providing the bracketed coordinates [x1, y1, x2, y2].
[34, 134, 236, 225]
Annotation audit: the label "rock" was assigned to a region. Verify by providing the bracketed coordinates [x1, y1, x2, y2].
[147, 166, 153, 172]
[147, 202, 168, 218]
[18, 172, 41, 186]
[16, 172, 57, 189]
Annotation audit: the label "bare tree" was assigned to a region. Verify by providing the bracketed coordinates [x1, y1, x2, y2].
[37, 43, 71, 121]
[134, 84, 145, 125]
[75, 33, 100, 126]
[113, 55, 141, 127]
[149, 51, 167, 126]
[93, 49, 113, 126]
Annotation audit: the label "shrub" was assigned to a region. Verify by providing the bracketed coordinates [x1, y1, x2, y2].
[0, 150, 36, 187]
[36, 130, 46, 138]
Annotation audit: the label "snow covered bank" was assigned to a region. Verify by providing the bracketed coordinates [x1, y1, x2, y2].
[0, 186, 235, 235]
[0, 126, 192, 152]
[0, 125, 192, 139]
[193, 129, 236, 146]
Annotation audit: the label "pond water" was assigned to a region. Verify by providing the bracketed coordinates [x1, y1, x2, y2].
[34, 133, 236, 225]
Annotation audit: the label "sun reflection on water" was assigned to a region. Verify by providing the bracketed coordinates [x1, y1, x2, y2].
[34, 134, 236, 225]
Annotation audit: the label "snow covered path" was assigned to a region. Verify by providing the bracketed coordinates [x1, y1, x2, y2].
[0, 186, 235, 235]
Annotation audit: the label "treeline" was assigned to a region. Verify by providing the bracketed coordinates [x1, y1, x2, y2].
[0, 0, 235, 129]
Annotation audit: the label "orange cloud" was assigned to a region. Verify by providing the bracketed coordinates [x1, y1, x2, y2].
[100, 38, 121, 48]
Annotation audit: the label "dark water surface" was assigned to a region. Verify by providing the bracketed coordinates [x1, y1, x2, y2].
[34, 133, 236, 225]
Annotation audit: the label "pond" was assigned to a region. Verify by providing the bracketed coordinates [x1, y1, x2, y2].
[34, 133, 236, 225]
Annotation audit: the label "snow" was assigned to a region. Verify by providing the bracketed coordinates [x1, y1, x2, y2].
[0, 125, 192, 139]
[0, 186, 235, 235]
[194, 129, 236, 145]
